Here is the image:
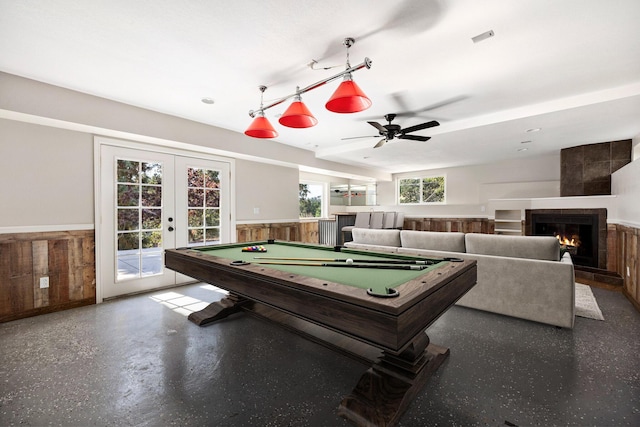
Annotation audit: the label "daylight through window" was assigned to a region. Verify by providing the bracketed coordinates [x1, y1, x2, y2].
[299, 183, 324, 218]
[398, 176, 445, 204]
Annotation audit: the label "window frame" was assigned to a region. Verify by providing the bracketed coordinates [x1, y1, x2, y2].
[299, 180, 328, 219]
[397, 174, 446, 205]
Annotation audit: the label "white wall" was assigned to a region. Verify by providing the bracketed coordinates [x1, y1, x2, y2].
[0, 72, 388, 182]
[373, 153, 561, 217]
[0, 119, 94, 227]
[612, 155, 640, 227]
[0, 118, 305, 230]
[0, 72, 387, 231]
[236, 160, 299, 222]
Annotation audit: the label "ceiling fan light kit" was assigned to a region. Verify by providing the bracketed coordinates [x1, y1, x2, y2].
[245, 37, 372, 138]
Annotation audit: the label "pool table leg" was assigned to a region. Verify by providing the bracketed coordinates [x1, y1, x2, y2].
[188, 293, 249, 326]
[338, 332, 449, 427]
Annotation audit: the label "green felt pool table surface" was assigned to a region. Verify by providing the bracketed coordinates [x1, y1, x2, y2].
[193, 241, 447, 294]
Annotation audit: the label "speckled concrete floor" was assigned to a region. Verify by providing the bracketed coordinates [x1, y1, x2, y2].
[1, 284, 638, 427]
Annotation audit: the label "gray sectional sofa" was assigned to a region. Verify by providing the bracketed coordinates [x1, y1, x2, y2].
[344, 228, 575, 328]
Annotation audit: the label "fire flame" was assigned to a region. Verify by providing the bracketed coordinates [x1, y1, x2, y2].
[556, 234, 580, 247]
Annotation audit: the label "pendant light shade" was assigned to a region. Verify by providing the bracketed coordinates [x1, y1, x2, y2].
[279, 95, 318, 128]
[325, 74, 372, 114]
[244, 112, 278, 138]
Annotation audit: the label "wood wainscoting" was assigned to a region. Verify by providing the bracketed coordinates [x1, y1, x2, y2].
[0, 229, 96, 323]
[403, 217, 494, 234]
[608, 223, 640, 311]
[236, 221, 319, 244]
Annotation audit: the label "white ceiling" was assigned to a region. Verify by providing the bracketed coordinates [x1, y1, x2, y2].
[2, 0, 640, 174]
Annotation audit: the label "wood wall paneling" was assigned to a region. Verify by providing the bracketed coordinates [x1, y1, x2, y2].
[32, 240, 49, 308]
[0, 230, 95, 322]
[404, 217, 493, 234]
[236, 221, 318, 244]
[604, 224, 639, 310]
[2, 221, 637, 321]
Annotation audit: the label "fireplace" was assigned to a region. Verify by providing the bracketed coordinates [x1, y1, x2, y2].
[525, 209, 607, 269]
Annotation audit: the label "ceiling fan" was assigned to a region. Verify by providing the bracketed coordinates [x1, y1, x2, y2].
[342, 114, 439, 148]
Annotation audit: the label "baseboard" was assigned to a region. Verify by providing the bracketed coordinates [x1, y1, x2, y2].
[0, 297, 96, 323]
[574, 265, 623, 289]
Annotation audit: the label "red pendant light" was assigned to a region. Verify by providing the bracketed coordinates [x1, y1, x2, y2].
[325, 73, 372, 113]
[245, 86, 278, 138]
[279, 94, 318, 128]
[245, 112, 278, 138]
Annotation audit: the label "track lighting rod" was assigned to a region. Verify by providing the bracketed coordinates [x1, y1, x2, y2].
[248, 57, 372, 118]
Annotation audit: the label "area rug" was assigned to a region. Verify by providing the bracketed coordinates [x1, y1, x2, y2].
[575, 283, 604, 321]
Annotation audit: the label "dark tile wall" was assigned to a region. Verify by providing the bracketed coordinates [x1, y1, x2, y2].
[560, 139, 632, 196]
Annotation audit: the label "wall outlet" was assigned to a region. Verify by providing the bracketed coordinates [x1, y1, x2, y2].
[253, 207, 260, 214]
[39, 276, 49, 289]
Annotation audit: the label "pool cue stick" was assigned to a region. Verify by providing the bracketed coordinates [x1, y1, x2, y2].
[253, 256, 435, 265]
[255, 261, 427, 270]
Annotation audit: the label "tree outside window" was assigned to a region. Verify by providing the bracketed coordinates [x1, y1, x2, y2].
[299, 183, 323, 218]
[399, 176, 445, 204]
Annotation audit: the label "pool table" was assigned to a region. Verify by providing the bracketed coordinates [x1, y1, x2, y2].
[165, 240, 477, 426]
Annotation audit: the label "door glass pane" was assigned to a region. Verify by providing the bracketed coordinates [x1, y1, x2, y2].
[188, 209, 204, 227]
[187, 166, 221, 247]
[116, 159, 163, 281]
[188, 188, 204, 207]
[117, 160, 139, 183]
[142, 209, 162, 229]
[118, 184, 139, 206]
[141, 185, 161, 207]
[141, 162, 162, 184]
[118, 208, 139, 231]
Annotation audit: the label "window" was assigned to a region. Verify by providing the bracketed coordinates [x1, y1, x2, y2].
[186, 167, 221, 246]
[299, 182, 324, 218]
[398, 176, 445, 204]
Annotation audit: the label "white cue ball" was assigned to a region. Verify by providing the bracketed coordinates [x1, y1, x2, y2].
[346, 258, 354, 264]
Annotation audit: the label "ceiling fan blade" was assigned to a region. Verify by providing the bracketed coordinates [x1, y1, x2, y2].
[341, 135, 382, 141]
[367, 121, 388, 134]
[390, 92, 412, 114]
[401, 120, 440, 134]
[373, 139, 387, 148]
[394, 95, 468, 118]
[398, 134, 431, 142]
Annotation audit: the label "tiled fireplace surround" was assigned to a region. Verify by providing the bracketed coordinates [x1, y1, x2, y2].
[521, 140, 632, 285]
[524, 208, 607, 269]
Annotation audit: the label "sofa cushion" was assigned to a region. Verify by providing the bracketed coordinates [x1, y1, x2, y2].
[465, 233, 560, 261]
[351, 228, 401, 247]
[400, 230, 466, 253]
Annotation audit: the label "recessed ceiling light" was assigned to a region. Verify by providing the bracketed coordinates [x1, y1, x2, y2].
[520, 140, 532, 144]
[201, 97, 214, 104]
[517, 147, 529, 152]
[526, 128, 541, 133]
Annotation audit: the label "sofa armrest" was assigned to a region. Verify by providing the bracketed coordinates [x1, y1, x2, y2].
[458, 253, 575, 328]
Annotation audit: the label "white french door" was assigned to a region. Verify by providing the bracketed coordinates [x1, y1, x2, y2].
[97, 143, 231, 300]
